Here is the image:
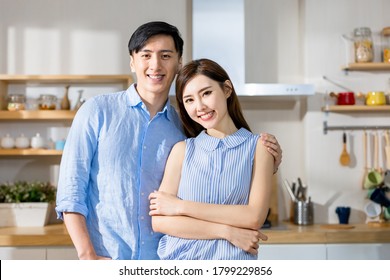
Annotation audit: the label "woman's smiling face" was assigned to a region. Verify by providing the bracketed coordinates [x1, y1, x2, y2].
[182, 74, 231, 132]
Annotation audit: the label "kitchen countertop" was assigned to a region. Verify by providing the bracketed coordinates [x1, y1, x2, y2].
[0, 222, 390, 247]
[262, 222, 390, 244]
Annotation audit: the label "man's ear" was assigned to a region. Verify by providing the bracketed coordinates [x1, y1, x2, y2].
[177, 57, 183, 73]
[224, 80, 233, 98]
[130, 55, 135, 72]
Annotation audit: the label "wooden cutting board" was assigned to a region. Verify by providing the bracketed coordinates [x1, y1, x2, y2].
[320, 224, 355, 230]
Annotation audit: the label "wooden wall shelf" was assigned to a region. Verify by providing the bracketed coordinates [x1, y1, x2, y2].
[0, 149, 62, 156]
[322, 105, 390, 113]
[0, 110, 76, 120]
[342, 63, 390, 71]
[0, 74, 134, 110]
[0, 74, 133, 85]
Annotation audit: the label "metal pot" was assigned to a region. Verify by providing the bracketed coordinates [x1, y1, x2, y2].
[330, 92, 355, 105]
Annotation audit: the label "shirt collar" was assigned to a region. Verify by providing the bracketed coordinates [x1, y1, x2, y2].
[195, 128, 252, 151]
[127, 84, 176, 121]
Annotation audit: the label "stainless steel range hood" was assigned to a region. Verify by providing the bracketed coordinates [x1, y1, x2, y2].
[192, 0, 314, 97]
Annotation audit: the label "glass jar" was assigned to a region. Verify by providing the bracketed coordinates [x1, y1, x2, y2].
[353, 27, 374, 63]
[7, 94, 26, 111]
[38, 94, 57, 110]
[382, 27, 390, 63]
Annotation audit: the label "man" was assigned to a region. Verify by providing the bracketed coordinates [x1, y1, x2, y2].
[55, 21, 282, 260]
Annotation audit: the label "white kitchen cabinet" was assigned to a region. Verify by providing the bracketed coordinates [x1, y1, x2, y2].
[258, 243, 390, 260]
[327, 243, 390, 260]
[0, 246, 78, 260]
[0, 247, 46, 260]
[46, 246, 78, 260]
[258, 244, 327, 260]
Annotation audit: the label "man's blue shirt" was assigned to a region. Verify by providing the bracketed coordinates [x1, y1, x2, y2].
[55, 84, 185, 259]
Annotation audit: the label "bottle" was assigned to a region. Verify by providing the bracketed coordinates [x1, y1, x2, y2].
[61, 85, 71, 110]
[74, 89, 85, 110]
[382, 27, 390, 63]
[353, 27, 374, 63]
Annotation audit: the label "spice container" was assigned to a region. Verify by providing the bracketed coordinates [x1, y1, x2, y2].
[382, 27, 390, 63]
[38, 94, 57, 110]
[353, 27, 374, 63]
[7, 94, 26, 111]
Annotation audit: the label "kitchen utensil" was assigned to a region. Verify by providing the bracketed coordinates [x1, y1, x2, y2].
[323, 76, 354, 92]
[384, 130, 390, 170]
[291, 182, 296, 196]
[337, 92, 355, 105]
[283, 179, 298, 202]
[339, 132, 350, 166]
[374, 131, 383, 176]
[364, 170, 383, 189]
[366, 91, 386, 106]
[296, 177, 304, 200]
[385, 170, 390, 188]
[362, 130, 368, 189]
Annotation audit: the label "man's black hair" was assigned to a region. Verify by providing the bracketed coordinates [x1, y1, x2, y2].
[128, 21, 184, 57]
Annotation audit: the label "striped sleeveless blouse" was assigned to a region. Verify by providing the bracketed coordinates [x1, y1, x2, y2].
[157, 128, 260, 260]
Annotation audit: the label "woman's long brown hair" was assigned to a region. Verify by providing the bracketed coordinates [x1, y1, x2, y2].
[175, 58, 251, 138]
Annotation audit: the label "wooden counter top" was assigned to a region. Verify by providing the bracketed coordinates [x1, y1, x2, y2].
[262, 222, 390, 244]
[0, 222, 389, 247]
[0, 223, 73, 246]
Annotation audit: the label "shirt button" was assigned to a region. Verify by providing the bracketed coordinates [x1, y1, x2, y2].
[141, 192, 144, 196]
[141, 241, 145, 245]
[140, 216, 144, 220]
[143, 145, 146, 149]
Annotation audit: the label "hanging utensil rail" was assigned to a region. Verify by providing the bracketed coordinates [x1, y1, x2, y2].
[323, 121, 390, 134]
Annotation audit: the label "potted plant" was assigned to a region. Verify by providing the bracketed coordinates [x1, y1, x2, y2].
[0, 181, 56, 227]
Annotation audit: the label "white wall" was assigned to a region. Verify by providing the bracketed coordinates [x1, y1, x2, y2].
[0, 0, 192, 74]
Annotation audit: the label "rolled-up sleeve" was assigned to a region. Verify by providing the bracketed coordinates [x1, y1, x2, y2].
[55, 98, 100, 220]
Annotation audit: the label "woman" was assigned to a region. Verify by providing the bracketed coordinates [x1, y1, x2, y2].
[149, 58, 274, 260]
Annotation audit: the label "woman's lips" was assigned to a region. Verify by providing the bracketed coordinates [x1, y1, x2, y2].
[199, 111, 214, 121]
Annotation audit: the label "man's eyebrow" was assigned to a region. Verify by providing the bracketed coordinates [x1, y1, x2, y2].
[139, 49, 175, 53]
